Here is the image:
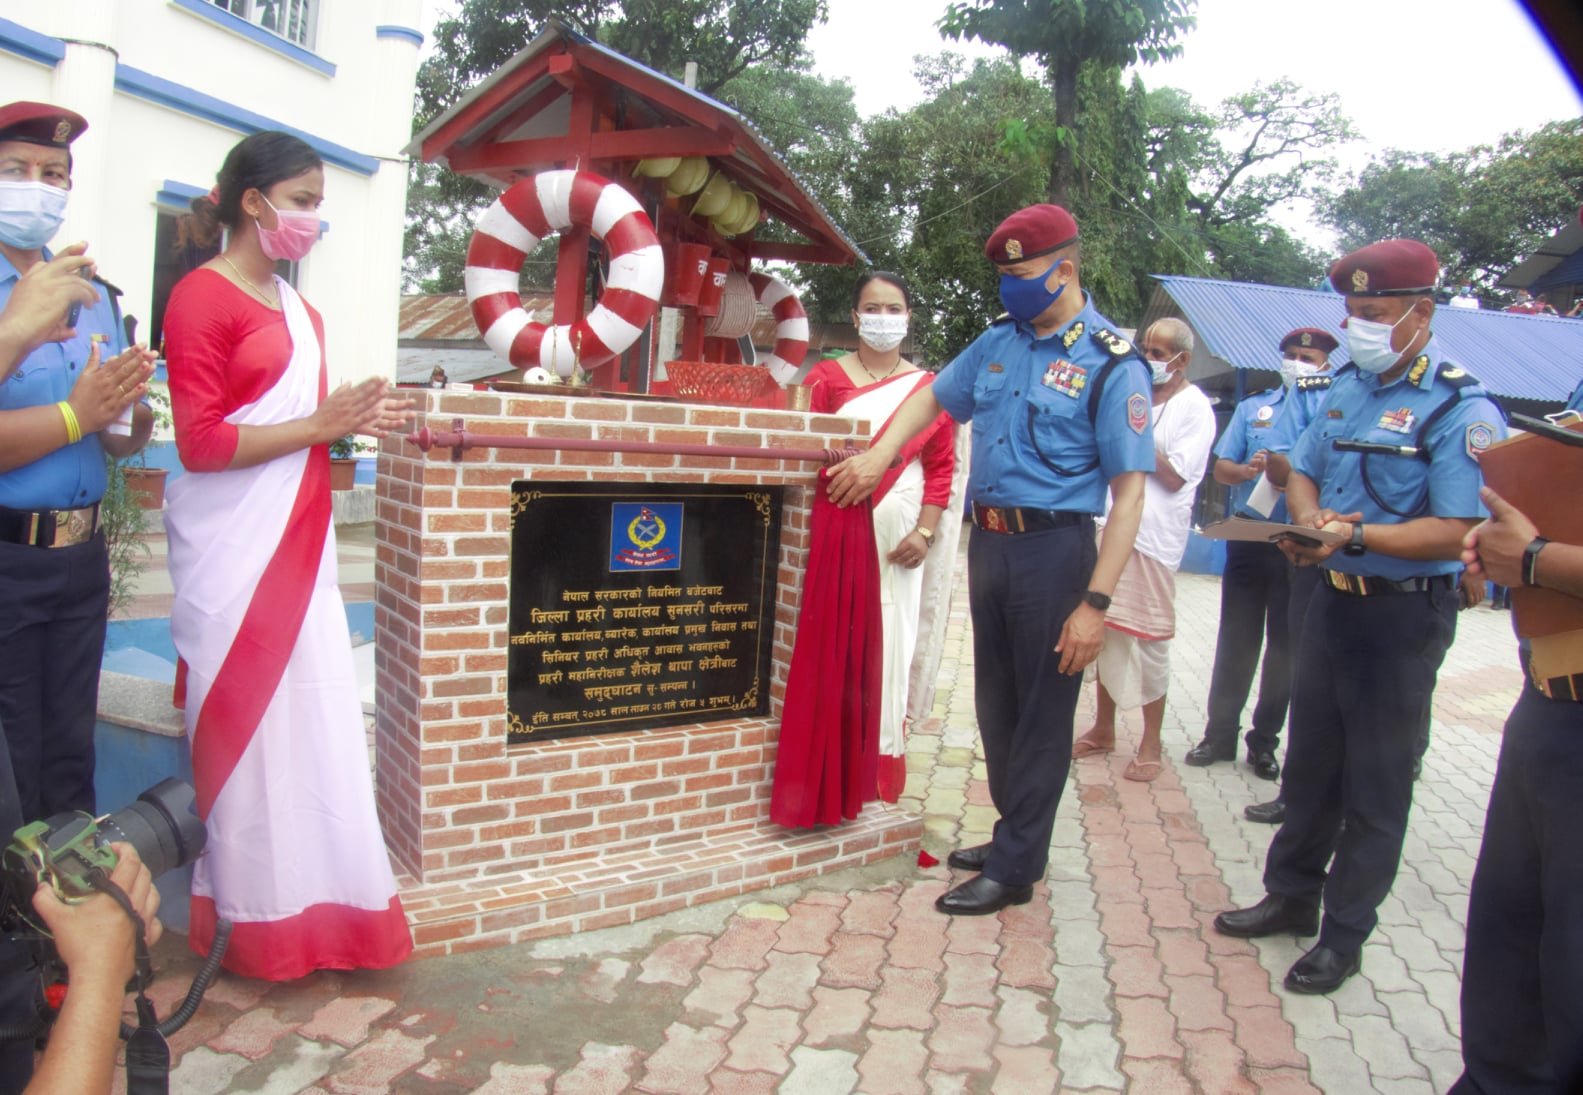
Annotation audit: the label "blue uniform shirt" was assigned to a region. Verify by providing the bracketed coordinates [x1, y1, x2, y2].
[1290, 338, 1506, 580]
[931, 295, 1155, 513]
[1214, 385, 1290, 522]
[1266, 374, 1333, 455]
[1568, 380, 1583, 413]
[0, 249, 127, 510]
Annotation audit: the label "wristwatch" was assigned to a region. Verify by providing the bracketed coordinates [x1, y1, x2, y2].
[1522, 537, 1550, 587]
[915, 526, 935, 547]
[1082, 590, 1111, 612]
[1343, 522, 1366, 557]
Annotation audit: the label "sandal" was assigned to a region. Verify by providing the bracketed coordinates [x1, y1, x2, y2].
[1072, 736, 1114, 759]
[1123, 758, 1164, 782]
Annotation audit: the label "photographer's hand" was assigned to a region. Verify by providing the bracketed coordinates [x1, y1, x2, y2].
[24, 844, 162, 1095]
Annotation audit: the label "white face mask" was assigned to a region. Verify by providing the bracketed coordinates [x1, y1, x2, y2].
[0, 180, 68, 250]
[1146, 353, 1179, 386]
[1279, 354, 1324, 388]
[857, 313, 908, 353]
[1346, 305, 1420, 375]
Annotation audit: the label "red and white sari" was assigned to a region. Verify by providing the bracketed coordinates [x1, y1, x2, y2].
[165, 279, 411, 981]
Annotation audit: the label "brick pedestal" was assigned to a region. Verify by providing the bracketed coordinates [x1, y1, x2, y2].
[375, 389, 923, 957]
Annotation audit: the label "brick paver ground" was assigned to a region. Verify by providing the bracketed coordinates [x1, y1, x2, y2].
[113, 534, 1519, 1093]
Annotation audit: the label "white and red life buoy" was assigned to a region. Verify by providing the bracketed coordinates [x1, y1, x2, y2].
[464, 170, 663, 376]
[748, 272, 809, 386]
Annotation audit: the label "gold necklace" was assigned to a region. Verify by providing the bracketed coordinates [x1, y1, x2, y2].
[220, 253, 278, 307]
[856, 350, 902, 383]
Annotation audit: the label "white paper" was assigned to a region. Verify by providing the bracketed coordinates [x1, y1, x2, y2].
[104, 403, 133, 436]
[1244, 473, 1279, 518]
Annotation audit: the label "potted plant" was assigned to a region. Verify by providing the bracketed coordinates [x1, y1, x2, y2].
[120, 387, 171, 510]
[101, 451, 152, 618]
[329, 434, 358, 491]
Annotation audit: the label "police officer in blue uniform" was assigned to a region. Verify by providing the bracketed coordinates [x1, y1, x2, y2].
[828, 204, 1155, 915]
[1214, 239, 1505, 994]
[0, 101, 155, 822]
[1188, 327, 1338, 781]
[1452, 379, 1583, 1095]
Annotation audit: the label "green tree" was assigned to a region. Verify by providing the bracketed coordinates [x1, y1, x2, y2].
[1325, 119, 1583, 295]
[938, 0, 1196, 207]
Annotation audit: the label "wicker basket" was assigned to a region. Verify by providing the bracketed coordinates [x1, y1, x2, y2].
[664, 360, 772, 405]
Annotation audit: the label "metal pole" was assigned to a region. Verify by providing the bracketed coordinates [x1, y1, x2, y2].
[406, 422, 865, 466]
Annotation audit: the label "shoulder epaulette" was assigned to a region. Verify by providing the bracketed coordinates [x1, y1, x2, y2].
[1090, 327, 1132, 359]
[1295, 375, 1333, 392]
[991, 312, 1014, 326]
[91, 275, 123, 297]
[1434, 361, 1480, 391]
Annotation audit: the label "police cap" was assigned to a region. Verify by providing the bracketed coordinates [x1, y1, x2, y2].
[985, 204, 1079, 265]
[1280, 327, 1339, 355]
[1329, 239, 1438, 297]
[0, 101, 88, 149]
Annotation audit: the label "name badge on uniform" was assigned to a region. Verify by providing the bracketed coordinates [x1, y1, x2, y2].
[1042, 359, 1087, 399]
[988, 363, 1004, 373]
[1378, 407, 1415, 434]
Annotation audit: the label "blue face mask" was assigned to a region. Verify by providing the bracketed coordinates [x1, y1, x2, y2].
[999, 263, 1067, 323]
[0, 181, 68, 250]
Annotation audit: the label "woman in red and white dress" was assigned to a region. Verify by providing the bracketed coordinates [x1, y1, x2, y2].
[771, 273, 955, 826]
[162, 132, 413, 980]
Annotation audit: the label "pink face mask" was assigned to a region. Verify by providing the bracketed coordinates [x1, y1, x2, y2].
[255, 195, 321, 262]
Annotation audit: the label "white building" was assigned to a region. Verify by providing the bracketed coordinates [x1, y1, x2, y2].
[0, 0, 422, 381]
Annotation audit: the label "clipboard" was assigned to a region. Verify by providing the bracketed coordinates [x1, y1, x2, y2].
[1199, 516, 1346, 548]
[1477, 415, 1583, 639]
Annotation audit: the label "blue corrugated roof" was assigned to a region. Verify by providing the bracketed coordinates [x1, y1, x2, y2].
[1153, 275, 1581, 403]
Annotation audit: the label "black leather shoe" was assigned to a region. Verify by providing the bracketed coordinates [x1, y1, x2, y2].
[1284, 944, 1361, 994]
[1244, 798, 1286, 824]
[934, 875, 1033, 916]
[1213, 894, 1318, 938]
[1184, 738, 1236, 767]
[1248, 750, 1281, 781]
[946, 841, 992, 871]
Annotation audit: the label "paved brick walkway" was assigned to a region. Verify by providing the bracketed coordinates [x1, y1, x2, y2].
[122, 545, 1521, 1093]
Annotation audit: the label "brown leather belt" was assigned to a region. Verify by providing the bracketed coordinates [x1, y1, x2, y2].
[971, 503, 1089, 534]
[1323, 570, 1456, 597]
[0, 503, 102, 548]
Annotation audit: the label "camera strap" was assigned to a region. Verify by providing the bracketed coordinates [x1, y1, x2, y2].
[85, 869, 170, 1095]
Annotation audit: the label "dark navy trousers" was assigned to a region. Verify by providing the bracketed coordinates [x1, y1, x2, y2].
[0, 535, 109, 820]
[967, 520, 1096, 887]
[0, 716, 38, 1092]
[1203, 540, 1292, 755]
[1451, 683, 1583, 1095]
[1264, 579, 1457, 953]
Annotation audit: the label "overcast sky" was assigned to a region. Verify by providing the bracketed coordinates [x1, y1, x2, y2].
[803, 0, 1580, 155]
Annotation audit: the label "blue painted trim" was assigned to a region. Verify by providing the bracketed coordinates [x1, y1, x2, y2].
[115, 66, 380, 177]
[155, 179, 209, 210]
[375, 24, 424, 48]
[169, 0, 335, 77]
[0, 16, 66, 66]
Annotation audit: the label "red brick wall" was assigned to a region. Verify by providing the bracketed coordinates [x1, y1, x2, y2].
[374, 390, 870, 883]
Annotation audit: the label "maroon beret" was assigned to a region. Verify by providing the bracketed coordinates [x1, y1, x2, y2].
[1280, 327, 1339, 355]
[985, 204, 1079, 265]
[1328, 239, 1438, 297]
[0, 101, 87, 149]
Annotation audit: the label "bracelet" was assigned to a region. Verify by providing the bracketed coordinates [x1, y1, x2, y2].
[56, 401, 81, 444]
[1522, 537, 1550, 588]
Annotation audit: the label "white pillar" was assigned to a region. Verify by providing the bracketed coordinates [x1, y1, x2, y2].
[49, 0, 119, 260]
[355, 1, 423, 382]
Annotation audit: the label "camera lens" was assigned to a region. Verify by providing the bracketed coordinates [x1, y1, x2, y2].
[95, 779, 205, 879]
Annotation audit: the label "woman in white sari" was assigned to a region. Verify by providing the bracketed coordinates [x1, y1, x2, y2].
[773, 273, 955, 820]
[162, 132, 413, 980]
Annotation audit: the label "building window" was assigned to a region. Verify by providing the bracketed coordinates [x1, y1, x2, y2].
[205, 0, 316, 50]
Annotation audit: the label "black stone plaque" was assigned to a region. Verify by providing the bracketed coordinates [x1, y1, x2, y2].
[507, 482, 785, 741]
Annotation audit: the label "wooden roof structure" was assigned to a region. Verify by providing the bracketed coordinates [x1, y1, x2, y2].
[406, 20, 864, 268]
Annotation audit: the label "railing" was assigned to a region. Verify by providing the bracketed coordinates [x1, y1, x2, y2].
[407, 421, 866, 467]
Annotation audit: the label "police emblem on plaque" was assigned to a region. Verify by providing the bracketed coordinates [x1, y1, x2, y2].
[1042, 359, 1087, 399]
[1377, 407, 1416, 434]
[610, 502, 683, 570]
